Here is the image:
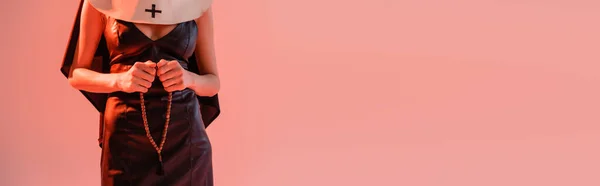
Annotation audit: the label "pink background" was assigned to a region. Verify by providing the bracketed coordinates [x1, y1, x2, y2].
[2, 0, 600, 185]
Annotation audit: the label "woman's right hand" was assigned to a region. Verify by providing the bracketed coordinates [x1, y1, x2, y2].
[116, 61, 157, 93]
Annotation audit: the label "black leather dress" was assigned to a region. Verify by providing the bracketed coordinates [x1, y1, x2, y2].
[98, 16, 214, 186]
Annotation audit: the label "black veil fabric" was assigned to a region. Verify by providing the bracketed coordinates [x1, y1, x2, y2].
[60, 0, 221, 148]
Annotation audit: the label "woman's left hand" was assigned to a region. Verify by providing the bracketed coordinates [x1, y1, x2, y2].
[157, 59, 193, 92]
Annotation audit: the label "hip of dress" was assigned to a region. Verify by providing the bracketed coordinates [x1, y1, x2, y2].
[101, 87, 213, 185]
[102, 87, 210, 164]
[106, 88, 202, 131]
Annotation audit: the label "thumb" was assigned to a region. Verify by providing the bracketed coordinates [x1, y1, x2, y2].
[145, 60, 157, 68]
[157, 59, 168, 68]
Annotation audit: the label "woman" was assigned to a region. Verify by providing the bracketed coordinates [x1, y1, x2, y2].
[60, 0, 221, 185]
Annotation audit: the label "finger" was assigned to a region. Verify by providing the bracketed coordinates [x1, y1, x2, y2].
[133, 84, 149, 93]
[158, 69, 182, 82]
[132, 68, 155, 82]
[132, 76, 153, 89]
[164, 82, 184, 92]
[158, 60, 182, 75]
[143, 61, 157, 76]
[135, 62, 157, 75]
[157, 59, 169, 69]
[144, 61, 157, 69]
[130, 74, 152, 88]
[162, 76, 182, 88]
[164, 85, 174, 92]
[125, 82, 147, 93]
[136, 76, 152, 88]
[157, 62, 176, 76]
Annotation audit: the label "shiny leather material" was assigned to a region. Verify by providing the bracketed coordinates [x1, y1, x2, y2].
[104, 89, 212, 186]
[59, 1, 219, 185]
[97, 16, 215, 186]
[59, 0, 221, 151]
[98, 16, 215, 186]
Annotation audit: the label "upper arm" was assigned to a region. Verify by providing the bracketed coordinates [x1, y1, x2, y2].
[70, 0, 106, 77]
[193, 7, 219, 76]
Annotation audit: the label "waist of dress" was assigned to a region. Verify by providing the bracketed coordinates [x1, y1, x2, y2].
[108, 87, 197, 105]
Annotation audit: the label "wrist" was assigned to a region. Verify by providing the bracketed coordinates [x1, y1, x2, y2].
[187, 73, 219, 97]
[111, 73, 124, 92]
[183, 70, 194, 89]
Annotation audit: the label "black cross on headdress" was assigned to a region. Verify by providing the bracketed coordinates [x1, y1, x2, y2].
[145, 4, 162, 18]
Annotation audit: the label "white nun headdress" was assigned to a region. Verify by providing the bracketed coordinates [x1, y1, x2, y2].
[88, 0, 212, 25]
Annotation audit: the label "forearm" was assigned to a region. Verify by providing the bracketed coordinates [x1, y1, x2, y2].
[186, 71, 220, 97]
[68, 68, 122, 93]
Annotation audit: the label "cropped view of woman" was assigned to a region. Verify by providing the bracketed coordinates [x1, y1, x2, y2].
[60, 0, 222, 185]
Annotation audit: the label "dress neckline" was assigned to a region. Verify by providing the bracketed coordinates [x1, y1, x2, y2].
[125, 21, 183, 42]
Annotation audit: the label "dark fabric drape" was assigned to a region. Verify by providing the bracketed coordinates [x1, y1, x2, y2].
[59, 0, 220, 148]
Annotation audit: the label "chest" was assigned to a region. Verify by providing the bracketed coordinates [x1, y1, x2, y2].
[103, 17, 198, 61]
[133, 23, 180, 41]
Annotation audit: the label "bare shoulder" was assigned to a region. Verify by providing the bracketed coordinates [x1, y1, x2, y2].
[191, 6, 218, 75]
[73, 0, 107, 71]
[82, 0, 106, 26]
[194, 7, 213, 25]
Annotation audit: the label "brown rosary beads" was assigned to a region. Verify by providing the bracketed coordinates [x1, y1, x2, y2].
[139, 91, 172, 175]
